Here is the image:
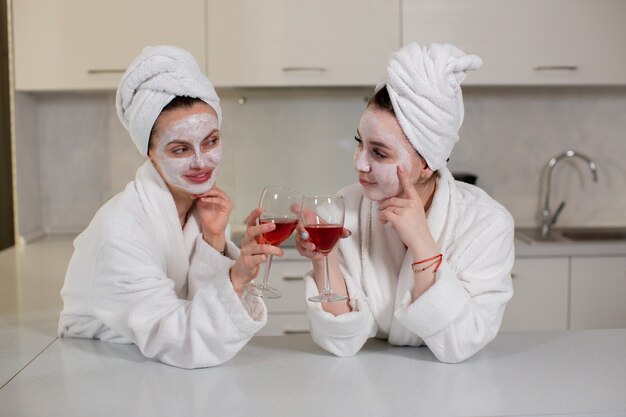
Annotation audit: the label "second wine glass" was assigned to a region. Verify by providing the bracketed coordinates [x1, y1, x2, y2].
[302, 195, 348, 303]
[245, 186, 303, 299]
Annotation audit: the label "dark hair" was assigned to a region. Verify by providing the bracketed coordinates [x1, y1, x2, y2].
[367, 85, 441, 173]
[148, 96, 206, 152]
[367, 85, 395, 115]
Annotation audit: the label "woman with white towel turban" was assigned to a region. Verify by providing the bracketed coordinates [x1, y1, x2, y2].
[58, 46, 279, 368]
[296, 43, 514, 363]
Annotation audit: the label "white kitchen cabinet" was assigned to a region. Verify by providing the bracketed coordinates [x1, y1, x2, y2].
[402, 0, 626, 85]
[206, 0, 400, 87]
[257, 258, 311, 336]
[12, 0, 206, 91]
[570, 256, 626, 330]
[500, 257, 569, 331]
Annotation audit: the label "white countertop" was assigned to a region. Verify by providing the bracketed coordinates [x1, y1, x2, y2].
[514, 237, 626, 257]
[1, 330, 625, 417]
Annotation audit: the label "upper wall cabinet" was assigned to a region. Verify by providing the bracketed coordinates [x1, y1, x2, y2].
[402, 0, 626, 85]
[206, 0, 400, 87]
[13, 0, 206, 91]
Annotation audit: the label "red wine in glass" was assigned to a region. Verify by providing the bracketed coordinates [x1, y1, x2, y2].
[304, 224, 343, 255]
[245, 186, 303, 299]
[302, 195, 348, 303]
[259, 218, 299, 246]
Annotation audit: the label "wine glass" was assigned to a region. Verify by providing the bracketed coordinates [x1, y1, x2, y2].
[302, 195, 348, 303]
[245, 186, 303, 299]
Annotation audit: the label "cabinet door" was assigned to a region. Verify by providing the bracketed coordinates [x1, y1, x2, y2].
[570, 256, 626, 330]
[254, 259, 311, 336]
[402, 0, 626, 85]
[500, 257, 569, 331]
[262, 260, 309, 313]
[256, 314, 310, 336]
[13, 0, 206, 90]
[207, 0, 399, 86]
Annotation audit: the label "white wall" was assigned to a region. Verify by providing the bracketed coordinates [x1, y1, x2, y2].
[13, 87, 626, 240]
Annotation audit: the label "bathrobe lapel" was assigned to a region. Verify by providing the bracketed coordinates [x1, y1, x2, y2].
[134, 161, 192, 297]
[359, 167, 459, 344]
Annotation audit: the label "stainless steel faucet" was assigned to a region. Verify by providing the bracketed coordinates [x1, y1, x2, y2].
[540, 150, 598, 238]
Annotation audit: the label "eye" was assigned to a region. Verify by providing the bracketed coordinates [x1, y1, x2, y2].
[372, 148, 387, 159]
[202, 135, 220, 151]
[354, 136, 363, 145]
[170, 145, 190, 156]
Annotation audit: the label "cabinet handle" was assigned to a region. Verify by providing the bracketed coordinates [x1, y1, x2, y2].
[282, 66, 327, 72]
[533, 65, 578, 71]
[283, 276, 304, 281]
[87, 69, 126, 74]
[283, 329, 310, 335]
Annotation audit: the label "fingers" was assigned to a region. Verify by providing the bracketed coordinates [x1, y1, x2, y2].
[340, 227, 351, 238]
[245, 222, 276, 243]
[378, 208, 399, 225]
[300, 206, 319, 225]
[294, 228, 320, 259]
[194, 186, 229, 200]
[245, 208, 262, 227]
[378, 197, 408, 211]
[198, 196, 233, 212]
[242, 242, 284, 258]
[290, 203, 303, 216]
[397, 165, 418, 199]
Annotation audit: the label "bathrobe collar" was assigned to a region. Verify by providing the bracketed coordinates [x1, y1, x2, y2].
[134, 160, 198, 297]
[358, 167, 458, 342]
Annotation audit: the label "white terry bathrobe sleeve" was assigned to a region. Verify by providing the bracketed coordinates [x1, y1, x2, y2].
[305, 170, 514, 363]
[59, 162, 266, 369]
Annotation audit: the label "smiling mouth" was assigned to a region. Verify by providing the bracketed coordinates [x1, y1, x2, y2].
[185, 170, 213, 184]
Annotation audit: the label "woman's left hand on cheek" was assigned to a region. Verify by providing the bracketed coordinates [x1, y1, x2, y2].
[196, 186, 233, 243]
[378, 166, 428, 248]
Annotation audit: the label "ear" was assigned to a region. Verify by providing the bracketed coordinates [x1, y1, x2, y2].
[418, 158, 434, 181]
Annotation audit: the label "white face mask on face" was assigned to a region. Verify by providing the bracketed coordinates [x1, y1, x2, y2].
[354, 109, 412, 201]
[154, 112, 222, 196]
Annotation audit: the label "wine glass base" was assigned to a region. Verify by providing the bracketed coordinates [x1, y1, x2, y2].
[245, 282, 282, 299]
[308, 293, 348, 303]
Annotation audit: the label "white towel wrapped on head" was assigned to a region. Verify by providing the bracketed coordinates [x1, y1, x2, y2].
[385, 43, 482, 171]
[115, 45, 221, 155]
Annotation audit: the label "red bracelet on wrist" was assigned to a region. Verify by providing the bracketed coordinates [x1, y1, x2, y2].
[412, 253, 443, 273]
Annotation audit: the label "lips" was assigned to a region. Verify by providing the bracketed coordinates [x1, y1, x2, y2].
[184, 168, 213, 184]
[359, 176, 375, 186]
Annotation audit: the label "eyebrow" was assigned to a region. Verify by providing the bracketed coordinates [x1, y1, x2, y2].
[369, 140, 392, 151]
[166, 129, 220, 144]
[166, 140, 189, 146]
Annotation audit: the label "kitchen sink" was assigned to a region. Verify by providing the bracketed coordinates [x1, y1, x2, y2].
[516, 227, 626, 244]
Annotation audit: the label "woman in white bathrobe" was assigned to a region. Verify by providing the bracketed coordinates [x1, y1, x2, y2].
[296, 43, 514, 363]
[58, 46, 280, 368]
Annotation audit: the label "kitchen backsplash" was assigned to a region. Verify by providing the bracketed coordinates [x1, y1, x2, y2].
[14, 87, 626, 240]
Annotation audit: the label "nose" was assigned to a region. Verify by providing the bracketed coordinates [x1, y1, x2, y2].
[189, 150, 206, 169]
[354, 148, 371, 172]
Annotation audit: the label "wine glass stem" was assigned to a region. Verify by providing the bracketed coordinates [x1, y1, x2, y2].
[261, 254, 274, 289]
[322, 255, 332, 295]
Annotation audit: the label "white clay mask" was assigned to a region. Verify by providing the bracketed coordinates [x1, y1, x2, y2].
[154, 112, 222, 196]
[354, 109, 411, 201]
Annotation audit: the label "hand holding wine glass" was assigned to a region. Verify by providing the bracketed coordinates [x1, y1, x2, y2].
[301, 195, 348, 303]
[244, 186, 303, 299]
[230, 208, 284, 295]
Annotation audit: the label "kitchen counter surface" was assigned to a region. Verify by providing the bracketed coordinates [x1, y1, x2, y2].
[514, 237, 626, 257]
[1, 330, 625, 417]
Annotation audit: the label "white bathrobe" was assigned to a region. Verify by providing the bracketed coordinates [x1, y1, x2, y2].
[305, 167, 514, 363]
[59, 161, 266, 369]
